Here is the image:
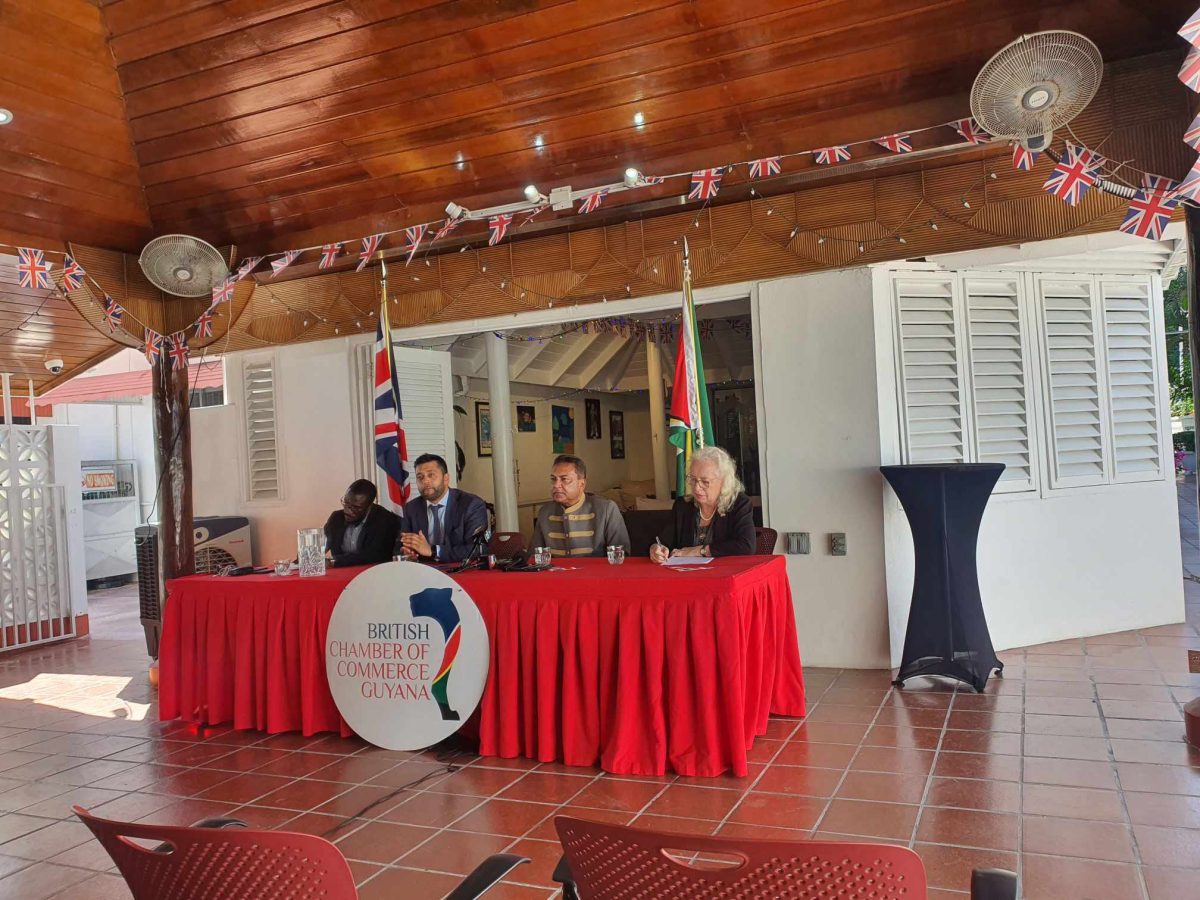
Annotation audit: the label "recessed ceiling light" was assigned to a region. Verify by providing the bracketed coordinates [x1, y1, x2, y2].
[624, 167, 641, 187]
[632, 111, 645, 127]
[533, 134, 545, 149]
[523, 184, 540, 203]
[0, 109, 13, 126]
[455, 152, 466, 170]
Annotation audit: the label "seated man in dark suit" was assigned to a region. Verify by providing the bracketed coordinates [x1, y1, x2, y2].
[323, 479, 401, 567]
[400, 454, 489, 563]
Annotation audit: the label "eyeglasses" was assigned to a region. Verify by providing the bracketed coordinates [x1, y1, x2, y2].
[685, 476, 716, 489]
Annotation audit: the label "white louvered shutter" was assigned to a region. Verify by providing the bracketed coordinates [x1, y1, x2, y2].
[964, 276, 1035, 491]
[1037, 277, 1106, 487]
[1100, 278, 1163, 481]
[894, 274, 965, 463]
[243, 359, 281, 500]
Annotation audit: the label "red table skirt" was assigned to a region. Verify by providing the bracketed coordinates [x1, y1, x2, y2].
[160, 556, 805, 777]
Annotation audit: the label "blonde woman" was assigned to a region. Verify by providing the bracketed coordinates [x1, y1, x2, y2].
[650, 445, 756, 561]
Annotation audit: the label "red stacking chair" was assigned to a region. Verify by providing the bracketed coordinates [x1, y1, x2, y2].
[75, 805, 528, 900]
[754, 526, 778, 555]
[552, 815, 1018, 899]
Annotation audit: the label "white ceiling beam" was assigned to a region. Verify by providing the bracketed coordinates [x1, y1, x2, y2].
[600, 337, 643, 391]
[576, 334, 628, 389]
[508, 339, 547, 381]
[709, 331, 740, 383]
[547, 330, 601, 384]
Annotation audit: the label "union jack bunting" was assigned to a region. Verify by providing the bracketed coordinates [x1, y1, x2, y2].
[874, 133, 912, 154]
[1012, 143, 1040, 172]
[748, 157, 782, 179]
[194, 305, 216, 339]
[1186, 113, 1200, 150]
[578, 189, 609, 214]
[16, 248, 52, 290]
[270, 250, 301, 277]
[488, 213, 513, 246]
[813, 146, 851, 165]
[319, 243, 344, 270]
[1042, 143, 1102, 206]
[235, 256, 262, 280]
[953, 118, 991, 145]
[1182, 47, 1200, 92]
[642, 175, 665, 185]
[61, 254, 84, 292]
[211, 276, 235, 307]
[403, 226, 426, 266]
[167, 332, 189, 371]
[357, 234, 383, 272]
[144, 329, 163, 365]
[102, 295, 123, 331]
[1119, 174, 1179, 241]
[1173, 157, 1200, 201]
[687, 169, 723, 201]
[433, 217, 461, 242]
[1184, 8, 1200, 47]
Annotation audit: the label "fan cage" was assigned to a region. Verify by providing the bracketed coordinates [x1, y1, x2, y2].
[138, 235, 229, 298]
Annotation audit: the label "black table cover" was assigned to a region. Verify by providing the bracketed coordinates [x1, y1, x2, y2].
[881, 463, 1004, 693]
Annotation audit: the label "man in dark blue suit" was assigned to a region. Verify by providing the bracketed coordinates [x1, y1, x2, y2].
[399, 454, 489, 563]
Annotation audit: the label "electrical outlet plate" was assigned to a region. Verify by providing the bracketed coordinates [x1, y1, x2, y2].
[1190, 650, 1200, 674]
[830, 533, 847, 556]
[785, 532, 810, 554]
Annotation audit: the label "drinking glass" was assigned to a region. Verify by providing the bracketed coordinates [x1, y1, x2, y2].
[607, 545, 625, 565]
[533, 546, 551, 567]
[297, 528, 326, 578]
[274, 559, 291, 577]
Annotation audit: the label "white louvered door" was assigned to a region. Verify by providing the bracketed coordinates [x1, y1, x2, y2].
[242, 358, 281, 500]
[963, 276, 1036, 492]
[893, 274, 966, 463]
[1099, 277, 1164, 482]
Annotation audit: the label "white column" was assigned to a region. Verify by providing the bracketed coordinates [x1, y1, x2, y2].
[485, 333, 519, 531]
[645, 333, 671, 500]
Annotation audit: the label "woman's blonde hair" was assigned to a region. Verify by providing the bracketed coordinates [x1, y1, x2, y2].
[688, 445, 744, 515]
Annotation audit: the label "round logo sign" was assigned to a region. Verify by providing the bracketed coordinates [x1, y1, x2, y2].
[324, 562, 489, 750]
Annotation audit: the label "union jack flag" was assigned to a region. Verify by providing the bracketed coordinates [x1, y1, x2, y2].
[578, 189, 609, 214]
[642, 175, 665, 185]
[874, 134, 912, 154]
[167, 332, 189, 371]
[144, 329, 163, 365]
[813, 146, 851, 165]
[61, 254, 84, 292]
[1043, 143, 1102, 206]
[1119, 174, 1180, 241]
[1012, 143, 1040, 172]
[687, 169, 723, 201]
[357, 234, 383, 272]
[319, 242, 343, 270]
[16, 248, 52, 290]
[270, 250, 300, 277]
[194, 305, 216, 339]
[211, 276, 235, 306]
[1183, 9, 1200, 47]
[235, 256, 262, 280]
[953, 118, 991, 145]
[433, 217, 461, 242]
[748, 157, 782, 179]
[102, 295, 123, 331]
[1186, 114, 1200, 150]
[403, 225, 426, 266]
[373, 297, 410, 509]
[1173, 157, 1200, 201]
[488, 213, 513, 246]
[1182, 48, 1200, 92]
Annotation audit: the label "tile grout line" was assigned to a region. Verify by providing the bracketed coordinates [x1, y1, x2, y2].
[905, 680, 955, 851]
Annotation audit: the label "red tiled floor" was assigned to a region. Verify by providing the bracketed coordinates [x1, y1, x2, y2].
[1, 556, 1199, 898]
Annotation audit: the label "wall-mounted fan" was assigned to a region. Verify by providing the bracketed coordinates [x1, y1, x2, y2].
[970, 31, 1103, 152]
[138, 234, 229, 298]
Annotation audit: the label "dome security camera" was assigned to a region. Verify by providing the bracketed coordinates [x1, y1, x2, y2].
[44, 358, 64, 374]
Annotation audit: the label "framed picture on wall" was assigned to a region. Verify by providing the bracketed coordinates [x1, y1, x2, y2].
[552, 405, 575, 454]
[516, 405, 536, 432]
[585, 398, 602, 439]
[475, 401, 492, 457]
[609, 410, 625, 459]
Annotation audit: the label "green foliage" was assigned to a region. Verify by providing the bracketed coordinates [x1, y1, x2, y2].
[1165, 271, 1193, 417]
[1175, 431, 1195, 452]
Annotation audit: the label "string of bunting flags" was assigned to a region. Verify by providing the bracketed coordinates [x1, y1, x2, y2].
[6, 77, 1197, 361]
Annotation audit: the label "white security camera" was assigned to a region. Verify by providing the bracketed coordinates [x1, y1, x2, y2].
[44, 358, 64, 374]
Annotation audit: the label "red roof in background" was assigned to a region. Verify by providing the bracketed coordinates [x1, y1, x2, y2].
[41, 361, 224, 406]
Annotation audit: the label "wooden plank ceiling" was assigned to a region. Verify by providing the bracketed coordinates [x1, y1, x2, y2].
[0, 0, 1196, 390]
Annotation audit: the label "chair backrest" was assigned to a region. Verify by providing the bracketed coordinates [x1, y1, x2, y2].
[74, 806, 358, 900]
[755, 526, 778, 555]
[555, 816, 927, 899]
[488, 531, 526, 558]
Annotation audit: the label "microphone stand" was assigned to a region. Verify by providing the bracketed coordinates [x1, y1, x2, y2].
[448, 527, 491, 574]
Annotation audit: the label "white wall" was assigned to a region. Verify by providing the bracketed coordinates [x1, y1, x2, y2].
[756, 269, 892, 669]
[47, 425, 87, 619]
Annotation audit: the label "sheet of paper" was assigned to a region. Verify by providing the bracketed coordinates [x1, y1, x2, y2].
[661, 556, 715, 566]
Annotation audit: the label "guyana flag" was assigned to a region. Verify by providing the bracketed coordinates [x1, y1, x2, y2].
[667, 240, 713, 494]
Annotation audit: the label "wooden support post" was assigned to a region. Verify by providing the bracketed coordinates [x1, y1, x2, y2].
[152, 357, 194, 581]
